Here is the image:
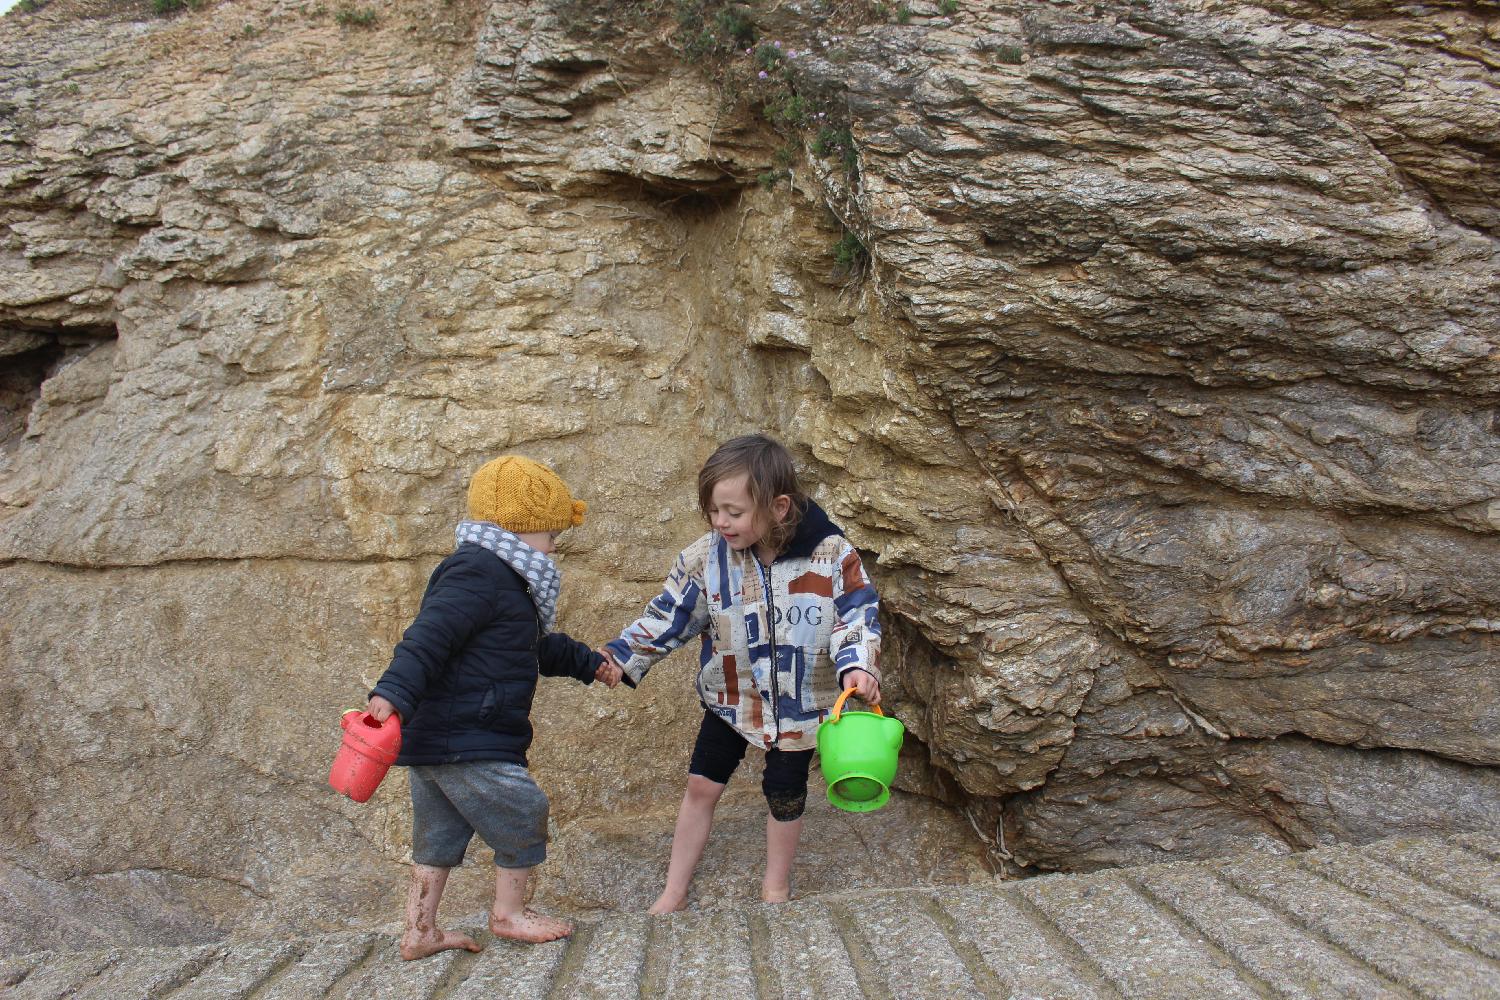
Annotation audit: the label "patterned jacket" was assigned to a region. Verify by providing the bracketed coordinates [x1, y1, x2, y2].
[605, 501, 881, 752]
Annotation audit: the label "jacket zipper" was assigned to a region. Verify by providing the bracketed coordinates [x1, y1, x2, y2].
[525, 584, 548, 666]
[757, 558, 781, 746]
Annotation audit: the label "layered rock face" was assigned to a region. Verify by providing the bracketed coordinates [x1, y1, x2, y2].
[2, 0, 1496, 953]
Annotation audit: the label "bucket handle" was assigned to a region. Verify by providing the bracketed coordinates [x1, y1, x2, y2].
[829, 687, 884, 724]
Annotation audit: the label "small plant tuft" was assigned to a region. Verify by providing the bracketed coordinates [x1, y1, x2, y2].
[755, 140, 799, 189]
[676, 0, 756, 60]
[895, 3, 912, 24]
[811, 127, 839, 158]
[335, 6, 378, 27]
[992, 42, 1024, 64]
[754, 42, 784, 72]
[812, 125, 859, 179]
[762, 89, 811, 128]
[832, 228, 868, 275]
[939, 0, 958, 15]
[152, 0, 204, 14]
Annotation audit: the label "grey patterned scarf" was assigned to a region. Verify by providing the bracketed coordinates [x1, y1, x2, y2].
[455, 520, 561, 633]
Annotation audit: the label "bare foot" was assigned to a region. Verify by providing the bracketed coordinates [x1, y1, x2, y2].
[762, 884, 791, 904]
[399, 928, 482, 961]
[647, 892, 687, 915]
[489, 908, 573, 943]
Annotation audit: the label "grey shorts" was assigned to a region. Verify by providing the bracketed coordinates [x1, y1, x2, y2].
[408, 761, 549, 870]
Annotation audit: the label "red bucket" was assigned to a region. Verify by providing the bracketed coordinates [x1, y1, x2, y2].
[329, 710, 401, 803]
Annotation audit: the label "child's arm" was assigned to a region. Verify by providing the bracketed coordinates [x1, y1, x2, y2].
[368, 558, 497, 723]
[537, 631, 606, 685]
[830, 542, 883, 704]
[601, 542, 711, 688]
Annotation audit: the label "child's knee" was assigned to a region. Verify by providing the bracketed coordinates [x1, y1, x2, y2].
[765, 788, 807, 822]
[761, 748, 813, 821]
[684, 773, 727, 806]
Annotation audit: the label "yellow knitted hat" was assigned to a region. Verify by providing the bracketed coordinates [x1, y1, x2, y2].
[466, 455, 586, 534]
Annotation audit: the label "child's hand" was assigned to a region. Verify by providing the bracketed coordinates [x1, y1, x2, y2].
[368, 694, 400, 722]
[595, 651, 623, 689]
[840, 668, 881, 706]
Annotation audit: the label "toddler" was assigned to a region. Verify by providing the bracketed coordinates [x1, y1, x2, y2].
[366, 455, 617, 959]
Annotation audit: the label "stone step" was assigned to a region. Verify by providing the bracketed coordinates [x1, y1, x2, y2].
[549, 913, 651, 999]
[4, 949, 116, 1000]
[1216, 843, 1498, 1000]
[1018, 870, 1264, 1000]
[936, 886, 1113, 999]
[251, 933, 376, 1000]
[1296, 845, 1500, 961]
[39, 944, 221, 1000]
[155, 940, 300, 1000]
[444, 934, 567, 1000]
[1129, 861, 1406, 999]
[2, 833, 1496, 1000]
[1374, 836, 1500, 911]
[644, 906, 762, 999]
[754, 898, 864, 999]
[831, 891, 989, 998]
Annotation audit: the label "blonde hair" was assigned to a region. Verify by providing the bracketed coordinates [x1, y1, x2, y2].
[697, 434, 805, 555]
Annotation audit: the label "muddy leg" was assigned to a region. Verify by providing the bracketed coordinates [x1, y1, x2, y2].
[400, 864, 482, 961]
[489, 865, 572, 942]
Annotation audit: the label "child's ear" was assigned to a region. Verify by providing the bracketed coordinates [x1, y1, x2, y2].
[771, 494, 792, 523]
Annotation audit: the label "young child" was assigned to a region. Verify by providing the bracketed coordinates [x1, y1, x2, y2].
[600, 433, 882, 913]
[365, 455, 619, 960]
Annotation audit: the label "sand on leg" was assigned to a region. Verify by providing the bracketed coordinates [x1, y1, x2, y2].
[489, 865, 572, 942]
[400, 864, 482, 961]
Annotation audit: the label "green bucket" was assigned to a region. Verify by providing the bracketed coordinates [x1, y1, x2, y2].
[817, 689, 905, 813]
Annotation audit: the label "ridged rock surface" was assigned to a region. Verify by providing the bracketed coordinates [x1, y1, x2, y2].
[1, 0, 1496, 954]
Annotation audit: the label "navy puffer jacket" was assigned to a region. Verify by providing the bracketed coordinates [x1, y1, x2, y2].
[370, 543, 601, 766]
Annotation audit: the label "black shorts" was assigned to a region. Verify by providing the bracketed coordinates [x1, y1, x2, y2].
[688, 710, 814, 818]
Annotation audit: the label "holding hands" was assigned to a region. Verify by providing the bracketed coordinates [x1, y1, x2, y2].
[591, 651, 874, 705]
[595, 650, 624, 688]
[840, 667, 881, 706]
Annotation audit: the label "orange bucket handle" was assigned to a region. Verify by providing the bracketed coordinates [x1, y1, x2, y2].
[830, 687, 884, 724]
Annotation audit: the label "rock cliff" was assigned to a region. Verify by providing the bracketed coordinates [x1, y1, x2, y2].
[1, 0, 1496, 953]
